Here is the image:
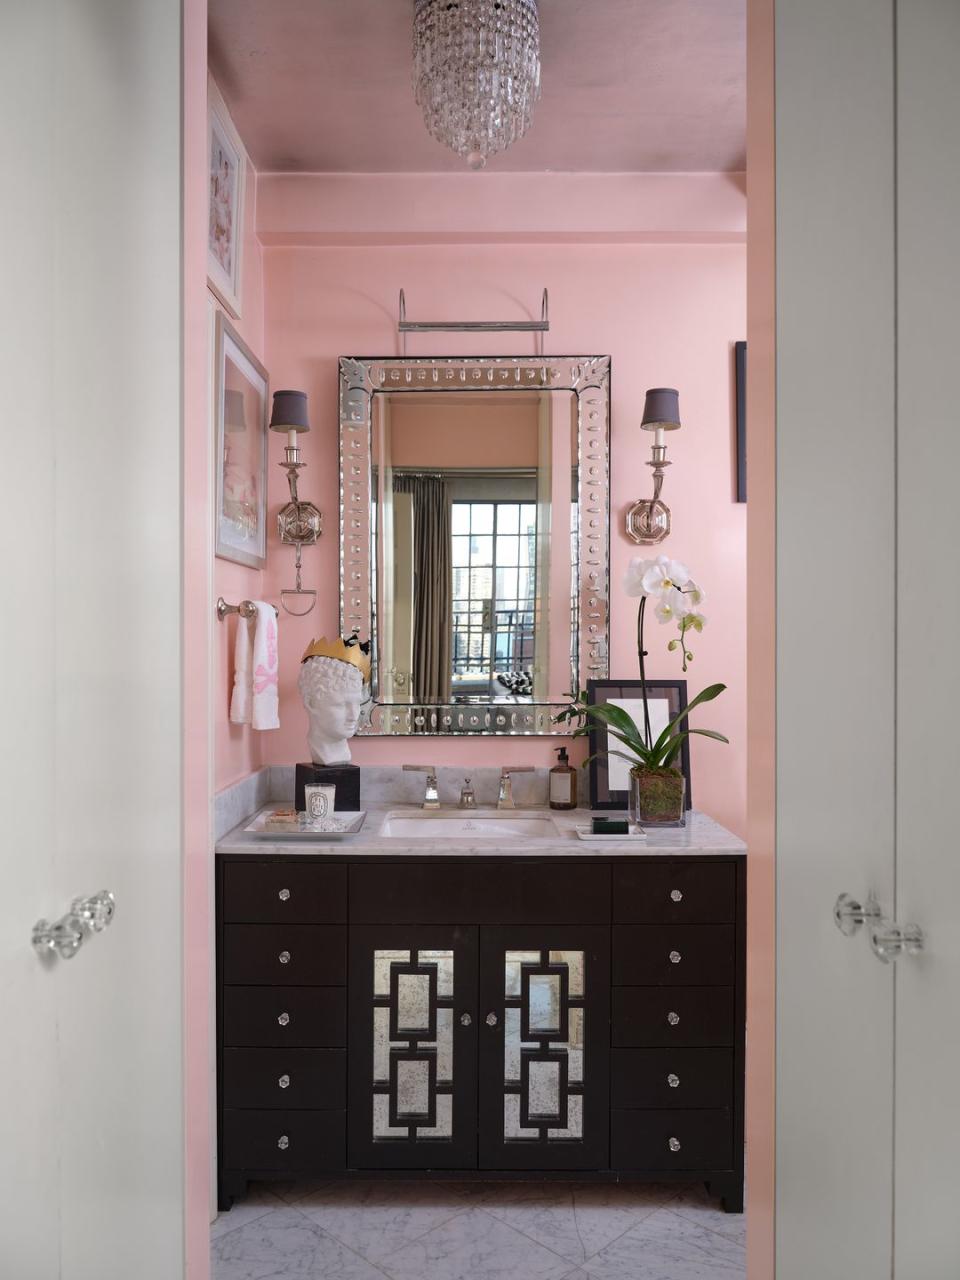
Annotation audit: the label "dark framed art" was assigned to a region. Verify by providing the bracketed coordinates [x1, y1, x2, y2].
[586, 678, 692, 810]
[734, 340, 746, 502]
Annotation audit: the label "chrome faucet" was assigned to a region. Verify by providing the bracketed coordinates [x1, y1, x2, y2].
[403, 764, 440, 810]
[498, 766, 534, 809]
[458, 777, 477, 809]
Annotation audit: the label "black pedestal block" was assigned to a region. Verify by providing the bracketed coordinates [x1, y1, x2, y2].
[295, 762, 361, 812]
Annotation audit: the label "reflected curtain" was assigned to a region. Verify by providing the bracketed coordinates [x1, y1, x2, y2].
[393, 475, 452, 704]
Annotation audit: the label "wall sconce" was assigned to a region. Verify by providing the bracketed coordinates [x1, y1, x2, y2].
[625, 387, 682, 545]
[269, 390, 322, 616]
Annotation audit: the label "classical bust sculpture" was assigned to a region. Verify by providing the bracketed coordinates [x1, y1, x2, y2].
[298, 636, 371, 766]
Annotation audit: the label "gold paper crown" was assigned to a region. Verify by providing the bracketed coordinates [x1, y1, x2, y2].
[301, 635, 371, 682]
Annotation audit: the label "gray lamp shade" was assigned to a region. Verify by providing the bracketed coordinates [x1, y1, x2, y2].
[224, 388, 247, 432]
[640, 387, 681, 431]
[269, 389, 311, 433]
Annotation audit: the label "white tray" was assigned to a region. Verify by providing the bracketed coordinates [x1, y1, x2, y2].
[244, 808, 367, 841]
[574, 823, 646, 843]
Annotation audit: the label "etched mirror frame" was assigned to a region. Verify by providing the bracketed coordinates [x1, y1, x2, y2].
[339, 355, 610, 736]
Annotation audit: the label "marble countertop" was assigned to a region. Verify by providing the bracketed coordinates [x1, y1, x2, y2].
[216, 804, 745, 858]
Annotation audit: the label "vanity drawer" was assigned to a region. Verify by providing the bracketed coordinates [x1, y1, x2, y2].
[222, 924, 346, 986]
[613, 925, 735, 986]
[222, 1048, 346, 1111]
[611, 1048, 734, 1109]
[613, 863, 736, 924]
[611, 1109, 732, 1170]
[612, 986, 735, 1047]
[222, 862, 347, 924]
[350, 863, 610, 924]
[222, 1108, 346, 1172]
[223, 986, 346, 1047]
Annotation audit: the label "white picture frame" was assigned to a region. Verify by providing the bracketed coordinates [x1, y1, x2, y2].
[207, 91, 245, 318]
[214, 312, 269, 569]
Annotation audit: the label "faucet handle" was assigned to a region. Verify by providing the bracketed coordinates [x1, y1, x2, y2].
[458, 776, 477, 810]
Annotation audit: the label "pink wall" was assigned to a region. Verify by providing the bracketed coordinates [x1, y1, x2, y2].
[260, 242, 747, 836]
[211, 118, 268, 791]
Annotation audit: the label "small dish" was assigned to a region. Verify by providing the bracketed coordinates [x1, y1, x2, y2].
[244, 807, 366, 841]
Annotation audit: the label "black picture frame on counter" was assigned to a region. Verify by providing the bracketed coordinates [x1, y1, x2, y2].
[586, 678, 692, 811]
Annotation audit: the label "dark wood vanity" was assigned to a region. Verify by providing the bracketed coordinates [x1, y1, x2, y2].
[216, 851, 745, 1212]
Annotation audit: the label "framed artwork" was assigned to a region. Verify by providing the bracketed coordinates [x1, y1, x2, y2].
[214, 312, 269, 568]
[586, 678, 692, 810]
[735, 340, 747, 502]
[207, 97, 245, 317]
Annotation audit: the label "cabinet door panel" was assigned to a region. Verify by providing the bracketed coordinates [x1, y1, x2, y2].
[348, 925, 478, 1169]
[478, 925, 610, 1170]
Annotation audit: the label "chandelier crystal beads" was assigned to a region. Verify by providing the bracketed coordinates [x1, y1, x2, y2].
[413, 0, 541, 169]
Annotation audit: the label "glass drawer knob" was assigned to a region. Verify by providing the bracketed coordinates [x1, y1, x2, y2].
[668, 1137, 681, 1153]
[667, 1073, 680, 1088]
[278, 1074, 290, 1089]
[669, 950, 682, 964]
[277, 1011, 290, 1026]
[277, 1135, 290, 1151]
[670, 889, 683, 903]
[460, 1012, 472, 1027]
[486, 1012, 498, 1027]
[278, 888, 291, 902]
[667, 1011, 680, 1026]
[279, 950, 291, 965]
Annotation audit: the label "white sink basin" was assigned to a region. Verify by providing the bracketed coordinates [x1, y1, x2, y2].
[380, 810, 559, 840]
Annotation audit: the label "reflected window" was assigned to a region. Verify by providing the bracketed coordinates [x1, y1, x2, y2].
[451, 500, 537, 701]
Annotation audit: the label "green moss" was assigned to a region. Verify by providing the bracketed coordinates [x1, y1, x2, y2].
[632, 766, 685, 823]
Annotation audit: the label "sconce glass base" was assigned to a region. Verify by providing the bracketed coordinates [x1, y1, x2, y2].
[625, 498, 671, 545]
[278, 500, 322, 546]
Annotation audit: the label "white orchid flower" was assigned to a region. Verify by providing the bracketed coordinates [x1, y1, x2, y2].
[654, 588, 689, 625]
[682, 579, 706, 608]
[640, 554, 691, 597]
[623, 557, 657, 597]
[681, 608, 707, 634]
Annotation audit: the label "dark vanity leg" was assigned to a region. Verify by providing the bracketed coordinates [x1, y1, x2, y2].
[217, 1172, 247, 1213]
[706, 1175, 744, 1214]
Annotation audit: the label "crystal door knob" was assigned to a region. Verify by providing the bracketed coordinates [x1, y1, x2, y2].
[669, 950, 682, 964]
[667, 1073, 680, 1088]
[278, 950, 291, 965]
[277, 1011, 290, 1026]
[670, 889, 683, 903]
[870, 920, 925, 964]
[485, 1012, 498, 1027]
[833, 892, 882, 937]
[277, 1135, 289, 1151]
[278, 888, 291, 902]
[460, 1012, 472, 1026]
[667, 1011, 680, 1026]
[668, 1137, 681, 1152]
[278, 1074, 290, 1089]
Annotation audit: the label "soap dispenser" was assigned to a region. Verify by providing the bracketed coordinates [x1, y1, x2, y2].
[549, 746, 578, 810]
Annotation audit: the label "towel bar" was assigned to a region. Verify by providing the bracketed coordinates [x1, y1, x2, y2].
[216, 597, 279, 622]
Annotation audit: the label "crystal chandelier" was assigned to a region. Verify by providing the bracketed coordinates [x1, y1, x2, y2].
[413, 0, 542, 170]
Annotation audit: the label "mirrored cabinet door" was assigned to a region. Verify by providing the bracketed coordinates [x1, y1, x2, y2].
[348, 925, 478, 1168]
[478, 926, 610, 1169]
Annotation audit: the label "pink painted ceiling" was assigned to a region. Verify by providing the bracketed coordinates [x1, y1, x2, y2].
[208, 0, 745, 173]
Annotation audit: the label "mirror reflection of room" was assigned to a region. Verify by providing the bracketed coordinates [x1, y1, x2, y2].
[373, 389, 578, 706]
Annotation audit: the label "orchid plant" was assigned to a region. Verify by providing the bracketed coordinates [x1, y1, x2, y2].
[555, 553, 728, 788]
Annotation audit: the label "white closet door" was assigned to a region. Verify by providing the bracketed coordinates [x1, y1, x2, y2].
[0, 3, 185, 1278]
[775, 2, 897, 1276]
[894, 3, 960, 1274]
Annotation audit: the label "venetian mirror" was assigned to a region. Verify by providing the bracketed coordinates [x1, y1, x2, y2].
[339, 356, 610, 735]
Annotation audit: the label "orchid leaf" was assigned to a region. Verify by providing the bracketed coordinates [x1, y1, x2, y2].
[652, 683, 726, 755]
[661, 727, 730, 767]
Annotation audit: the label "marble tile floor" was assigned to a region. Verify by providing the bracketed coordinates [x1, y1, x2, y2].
[211, 1180, 745, 1280]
